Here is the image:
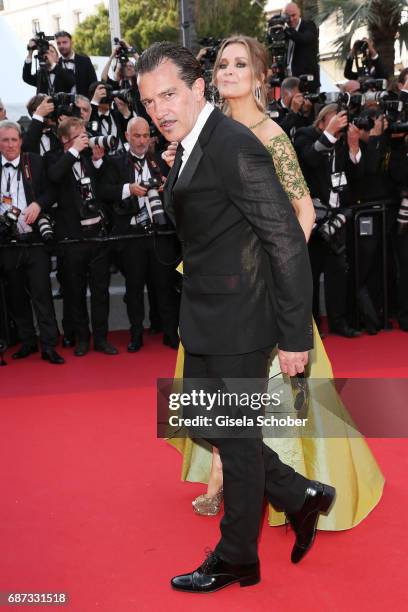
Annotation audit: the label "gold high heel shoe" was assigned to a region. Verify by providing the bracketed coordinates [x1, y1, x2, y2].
[192, 488, 223, 516]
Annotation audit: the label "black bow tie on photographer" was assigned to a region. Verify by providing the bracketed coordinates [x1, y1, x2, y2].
[3, 162, 17, 169]
[130, 153, 145, 163]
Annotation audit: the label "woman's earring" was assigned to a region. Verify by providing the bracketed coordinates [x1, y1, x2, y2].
[255, 86, 261, 102]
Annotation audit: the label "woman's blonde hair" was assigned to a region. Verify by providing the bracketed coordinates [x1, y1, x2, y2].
[212, 35, 268, 115]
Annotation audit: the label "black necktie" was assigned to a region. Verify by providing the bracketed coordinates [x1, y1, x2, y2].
[167, 144, 184, 193]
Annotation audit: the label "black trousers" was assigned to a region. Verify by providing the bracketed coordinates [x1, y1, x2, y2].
[396, 232, 408, 329]
[183, 349, 309, 565]
[61, 242, 110, 343]
[120, 234, 179, 338]
[0, 245, 58, 348]
[308, 232, 349, 328]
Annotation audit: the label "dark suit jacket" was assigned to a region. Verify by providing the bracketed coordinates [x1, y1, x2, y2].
[286, 20, 320, 89]
[0, 153, 55, 238]
[22, 60, 75, 94]
[45, 149, 104, 240]
[294, 125, 364, 206]
[344, 55, 387, 80]
[22, 118, 61, 156]
[58, 53, 97, 97]
[100, 150, 169, 233]
[164, 107, 313, 355]
[88, 104, 130, 147]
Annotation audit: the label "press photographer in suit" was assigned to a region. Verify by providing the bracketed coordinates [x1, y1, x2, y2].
[0, 120, 64, 364]
[22, 95, 61, 156]
[23, 40, 75, 95]
[46, 117, 118, 357]
[55, 31, 97, 97]
[101, 117, 180, 352]
[284, 2, 320, 91]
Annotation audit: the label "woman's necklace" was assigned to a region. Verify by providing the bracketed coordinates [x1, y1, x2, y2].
[248, 115, 269, 130]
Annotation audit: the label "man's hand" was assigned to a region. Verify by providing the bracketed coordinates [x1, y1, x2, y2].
[92, 144, 105, 161]
[326, 111, 348, 136]
[369, 115, 387, 137]
[35, 97, 55, 117]
[92, 84, 108, 103]
[114, 96, 131, 118]
[23, 202, 41, 224]
[71, 133, 89, 153]
[278, 349, 309, 376]
[366, 38, 377, 58]
[129, 182, 148, 197]
[347, 123, 361, 154]
[161, 141, 178, 168]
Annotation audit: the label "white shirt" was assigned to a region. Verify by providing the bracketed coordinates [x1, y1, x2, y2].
[179, 102, 214, 175]
[0, 155, 31, 233]
[122, 154, 152, 214]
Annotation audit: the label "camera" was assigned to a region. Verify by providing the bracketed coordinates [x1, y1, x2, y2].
[354, 40, 369, 56]
[36, 213, 54, 242]
[313, 199, 347, 255]
[0, 206, 20, 243]
[298, 74, 325, 104]
[27, 31, 54, 66]
[88, 135, 118, 151]
[267, 14, 290, 86]
[140, 177, 167, 226]
[113, 38, 137, 66]
[77, 176, 100, 220]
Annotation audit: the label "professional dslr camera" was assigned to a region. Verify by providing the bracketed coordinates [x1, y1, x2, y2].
[198, 37, 222, 104]
[313, 199, 349, 256]
[113, 37, 137, 66]
[266, 14, 291, 86]
[27, 31, 54, 67]
[298, 74, 326, 104]
[0, 206, 20, 243]
[140, 177, 167, 227]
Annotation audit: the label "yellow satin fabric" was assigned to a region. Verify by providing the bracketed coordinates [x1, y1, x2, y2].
[168, 321, 385, 530]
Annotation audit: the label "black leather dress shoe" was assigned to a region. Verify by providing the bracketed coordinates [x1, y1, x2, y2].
[163, 334, 179, 349]
[330, 322, 361, 338]
[41, 349, 65, 364]
[286, 481, 336, 564]
[12, 344, 38, 360]
[171, 551, 260, 593]
[74, 341, 89, 357]
[62, 335, 75, 348]
[94, 341, 119, 355]
[127, 335, 143, 352]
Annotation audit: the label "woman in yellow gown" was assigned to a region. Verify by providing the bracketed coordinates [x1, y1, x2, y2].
[168, 35, 384, 530]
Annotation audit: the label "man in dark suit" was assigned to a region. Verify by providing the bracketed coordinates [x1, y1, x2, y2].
[284, 2, 320, 91]
[54, 31, 97, 97]
[88, 82, 132, 152]
[137, 42, 336, 593]
[46, 117, 118, 357]
[22, 95, 61, 156]
[101, 116, 180, 351]
[0, 120, 64, 364]
[23, 39, 75, 95]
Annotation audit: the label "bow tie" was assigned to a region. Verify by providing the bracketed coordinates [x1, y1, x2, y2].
[62, 58, 74, 64]
[131, 153, 146, 163]
[3, 162, 17, 169]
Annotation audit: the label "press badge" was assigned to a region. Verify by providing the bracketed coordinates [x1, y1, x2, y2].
[1, 194, 13, 206]
[331, 172, 347, 190]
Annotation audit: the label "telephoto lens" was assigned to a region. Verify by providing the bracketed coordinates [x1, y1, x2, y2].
[37, 214, 54, 242]
[88, 135, 118, 150]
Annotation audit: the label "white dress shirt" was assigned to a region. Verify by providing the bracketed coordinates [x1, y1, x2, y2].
[1, 155, 31, 233]
[179, 102, 214, 175]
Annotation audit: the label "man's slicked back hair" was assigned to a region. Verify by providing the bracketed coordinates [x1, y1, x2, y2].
[137, 41, 202, 89]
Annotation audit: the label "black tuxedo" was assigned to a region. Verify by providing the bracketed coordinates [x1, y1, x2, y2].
[165, 107, 311, 564]
[344, 54, 387, 80]
[58, 53, 97, 97]
[22, 118, 61, 156]
[89, 104, 130, 149]
[46, 149, 110, 342]
[22, 60, 75, 94]
[101, 151, 179, 339]
[0, 153, 58, 349]
[286, 20, 320, 89]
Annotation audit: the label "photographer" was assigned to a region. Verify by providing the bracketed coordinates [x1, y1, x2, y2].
[46, 117, 118, 356]
[283, 2, 320, 90]
[344, 38, 387, 81]
[23, 40, 75, 95]
[277, 76, 314, 138]
[101, 117, 180, 352]
[75, 95, 92, 124]
[294, 104, 364, 337]
[55, 31, 97, 97]
[22, 94, 61, 155]
[88, 81, 131, 152]
[0, 120, 64, 364]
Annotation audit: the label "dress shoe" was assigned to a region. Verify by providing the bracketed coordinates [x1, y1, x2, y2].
[74, 341, 89, 357]
[62, 335, 75, 348]
[286, 481, 336, 564]
[41, 349, 65, 364]
[330, 321, 361, 338]
[12, 344, 38, 360]
[163, 333, 179, 349]
[94, 341, 119, 355]
[192, 488, 223, 516]
[127, 335, 143, 352]
[171, 551, 260, 593]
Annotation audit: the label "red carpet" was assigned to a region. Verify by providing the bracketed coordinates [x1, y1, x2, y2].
[0, 330, 407, 611]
